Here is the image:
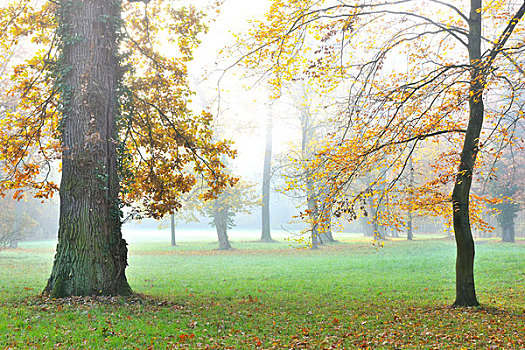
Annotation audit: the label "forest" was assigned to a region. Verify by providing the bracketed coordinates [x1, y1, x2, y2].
[0, 0, 524, 348]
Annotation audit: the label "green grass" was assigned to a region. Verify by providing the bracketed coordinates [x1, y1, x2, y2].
[0, 236, 524, 349]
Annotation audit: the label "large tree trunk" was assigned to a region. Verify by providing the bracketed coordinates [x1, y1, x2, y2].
[451, 0, 483, 307]
[45, 0, 131, 297]
[260, 104, 273, 242]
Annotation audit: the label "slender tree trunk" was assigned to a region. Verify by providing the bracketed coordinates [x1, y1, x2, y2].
[45, 0, 131, 297]
[214, 209, 232, 250]
[451, 0, 483, 307]
[407, 155, 414, 241]
[170, 213, 177, 246]
[306, 179, 319, 249]
[261, 104, 273, 242]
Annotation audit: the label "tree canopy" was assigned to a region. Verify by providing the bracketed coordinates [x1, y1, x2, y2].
[0, 0, 237, 219]
[233, 0, 525, 306]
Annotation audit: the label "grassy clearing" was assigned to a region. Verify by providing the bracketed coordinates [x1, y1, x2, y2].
[0, 236, 524, 349]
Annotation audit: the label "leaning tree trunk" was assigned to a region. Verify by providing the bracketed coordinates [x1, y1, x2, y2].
[451, 0, 483, 307]
[45, 0, 131, 297]
[261, 103, 273, 242]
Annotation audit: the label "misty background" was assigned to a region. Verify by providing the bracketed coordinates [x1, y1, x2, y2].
[1, 0, 523, 248]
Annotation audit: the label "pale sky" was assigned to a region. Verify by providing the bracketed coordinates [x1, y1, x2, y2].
[188, 0, 296, 178]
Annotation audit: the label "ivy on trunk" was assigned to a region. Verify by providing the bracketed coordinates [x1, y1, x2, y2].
[44, 0, 131, 297]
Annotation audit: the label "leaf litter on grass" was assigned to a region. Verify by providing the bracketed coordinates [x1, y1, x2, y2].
[0, 239, 523, 349]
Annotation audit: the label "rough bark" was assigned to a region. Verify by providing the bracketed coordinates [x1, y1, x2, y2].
[45, 0, 131, 297]
[170, 213, 177, 246]
[260, 104, 273, 242]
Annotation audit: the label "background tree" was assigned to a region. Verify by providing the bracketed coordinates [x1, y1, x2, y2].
[275, 83, 336, 248]
[488, 147, 524, 243]
[182, 177, 259, 250]
[260, 102, 274, 242]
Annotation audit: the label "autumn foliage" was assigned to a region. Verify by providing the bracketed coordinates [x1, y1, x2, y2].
[0, 0, 237, 219]
[233, 0, 525, 237]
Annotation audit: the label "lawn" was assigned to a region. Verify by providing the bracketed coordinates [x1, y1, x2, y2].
[0, 234, 523, 349]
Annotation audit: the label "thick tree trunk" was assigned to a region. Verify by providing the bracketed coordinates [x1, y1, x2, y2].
[170, 214, 177, 246]
[45, 0, 131, 297]
[214, 209, 232, 250]
[451, 0, 482, 307]
[261, 104, 273, 242]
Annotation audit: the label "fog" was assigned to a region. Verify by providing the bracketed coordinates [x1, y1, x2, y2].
[1, 0, 524, 249]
